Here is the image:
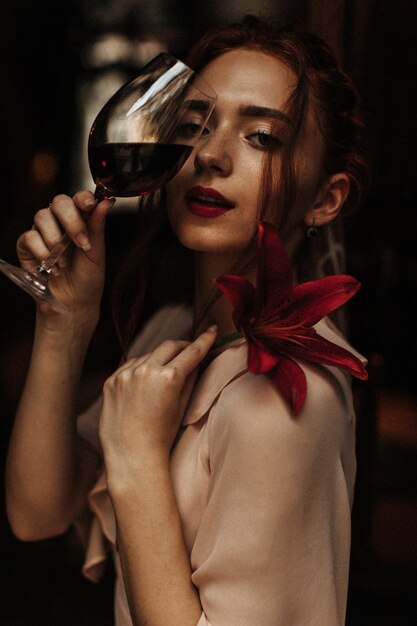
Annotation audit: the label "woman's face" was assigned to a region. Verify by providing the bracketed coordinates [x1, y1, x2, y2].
[166, 48, 323, 260]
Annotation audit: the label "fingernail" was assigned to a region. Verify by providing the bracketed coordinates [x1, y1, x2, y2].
[51, 266, 59, 277]
[76, 232, 92, 251]
[101, 197, 116, 213]
[206, 325, 217, 333]
[84, 198, 97, 209]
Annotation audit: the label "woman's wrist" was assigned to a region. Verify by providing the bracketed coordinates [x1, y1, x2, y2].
[33, 310, 99, 365]
[35, 305, 100, 341]
[104, 446, 170, 499]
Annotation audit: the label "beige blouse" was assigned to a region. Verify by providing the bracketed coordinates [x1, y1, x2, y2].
[77, 304, 366, 626]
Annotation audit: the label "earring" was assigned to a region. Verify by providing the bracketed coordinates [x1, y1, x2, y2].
[307, 218, 319, 238]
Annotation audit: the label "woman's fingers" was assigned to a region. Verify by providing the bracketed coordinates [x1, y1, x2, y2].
[72, 190, 97, 214]
[142, 327, 217, 375]
[16, 229, 60, 273]
[143, 340, 191, 365]
[76, 193, 115, 241]
[32, 207, 63, 250]
[48, 192, 114, 252]
[168, 326, 217, 376]
[16, 192, 115, 270]
[49, 194, 93, 251]
[106, 342, 191, 385]
[17, 194, 93, 266]
[107, 328, 217, 389]
[16, 206, 61, 269]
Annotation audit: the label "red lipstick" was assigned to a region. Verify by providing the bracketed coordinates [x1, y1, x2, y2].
[186, 185, 235, 218]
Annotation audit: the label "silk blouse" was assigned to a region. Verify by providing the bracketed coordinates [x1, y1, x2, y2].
[76, 304, 366, 626]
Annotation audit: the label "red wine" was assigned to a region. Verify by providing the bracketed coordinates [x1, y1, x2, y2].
[88, 142, 193, 197]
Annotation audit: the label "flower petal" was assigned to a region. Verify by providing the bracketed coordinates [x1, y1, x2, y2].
[255, 221, 292, 316]
[266, 355, 307, 414]
[247, 337, 279, 374]
[267, 327, 368, 380]
[216, 220, 367, 412]
[216, 275, 256, 328]
[283, 275, 361, 326]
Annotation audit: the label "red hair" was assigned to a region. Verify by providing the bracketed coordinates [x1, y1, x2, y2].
[112, 16, 369, 352]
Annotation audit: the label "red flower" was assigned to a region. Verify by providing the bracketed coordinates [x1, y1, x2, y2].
[216, 221, 368, 414]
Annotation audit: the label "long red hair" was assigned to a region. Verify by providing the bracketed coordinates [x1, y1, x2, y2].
[112, 16, 369, 353]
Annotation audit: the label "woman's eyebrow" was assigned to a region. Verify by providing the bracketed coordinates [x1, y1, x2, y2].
[239, 104, 293, 126]
[184, 99, 211, 112]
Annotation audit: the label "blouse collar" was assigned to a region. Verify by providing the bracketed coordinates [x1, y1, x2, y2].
[182, 339, 248, 425]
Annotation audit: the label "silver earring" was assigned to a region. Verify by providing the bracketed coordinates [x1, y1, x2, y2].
[307, 218, 319, 238]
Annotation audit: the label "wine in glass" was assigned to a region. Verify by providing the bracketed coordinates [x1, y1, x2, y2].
[0, 53, 216, 313]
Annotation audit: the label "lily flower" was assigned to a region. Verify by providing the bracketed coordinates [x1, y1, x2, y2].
[216, 221, 368, 414]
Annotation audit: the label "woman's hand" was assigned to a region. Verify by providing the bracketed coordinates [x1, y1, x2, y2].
[16, 190, 114, 323]
[100, 326, 217, 483]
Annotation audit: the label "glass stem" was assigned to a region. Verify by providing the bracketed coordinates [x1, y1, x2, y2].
[35, 234, 72, 274]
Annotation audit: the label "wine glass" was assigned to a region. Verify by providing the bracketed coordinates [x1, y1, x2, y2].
[0, 53, 216, 313]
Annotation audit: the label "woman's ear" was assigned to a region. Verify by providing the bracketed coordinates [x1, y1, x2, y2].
[304, 173, 350, 227]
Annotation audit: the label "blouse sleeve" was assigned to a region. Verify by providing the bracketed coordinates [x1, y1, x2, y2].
[190, 363, 356, 626]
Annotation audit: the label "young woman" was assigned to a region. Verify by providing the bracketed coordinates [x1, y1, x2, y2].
[6, 16, 369, 626]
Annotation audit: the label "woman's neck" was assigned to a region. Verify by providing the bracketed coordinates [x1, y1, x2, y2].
[191, 224, 305, 338]
[192, 250, 256, 339]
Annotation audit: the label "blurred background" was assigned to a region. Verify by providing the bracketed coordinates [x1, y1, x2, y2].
[0, 0, 416, 624]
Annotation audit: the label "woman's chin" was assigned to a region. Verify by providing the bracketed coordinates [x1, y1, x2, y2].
[168, 218, 255, 256]
[175, 231, 250, 257]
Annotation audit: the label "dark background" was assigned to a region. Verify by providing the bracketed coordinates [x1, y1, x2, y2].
[1, 1, 416, 624]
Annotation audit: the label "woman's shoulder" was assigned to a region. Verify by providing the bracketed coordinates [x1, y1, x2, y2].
[214, 359, 347, 426]
[207, 343, 357, 458]
[205, 363, 354, 491]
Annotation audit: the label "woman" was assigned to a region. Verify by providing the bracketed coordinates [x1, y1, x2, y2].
[6, 16, 369, 626]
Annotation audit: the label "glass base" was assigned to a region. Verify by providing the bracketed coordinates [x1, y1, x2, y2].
[0, 259, 68, 314]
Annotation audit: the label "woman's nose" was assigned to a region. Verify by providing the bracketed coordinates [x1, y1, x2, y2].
[193, 130, 233, 176]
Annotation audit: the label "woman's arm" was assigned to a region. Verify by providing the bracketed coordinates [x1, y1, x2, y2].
[99, 329, 217, 626]
[111, 453, 202, 626]
[6, 191, 113, 540]
[6, 318, 100, 540]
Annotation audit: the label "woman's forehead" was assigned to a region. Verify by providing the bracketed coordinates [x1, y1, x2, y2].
[200, 48, 297, 109]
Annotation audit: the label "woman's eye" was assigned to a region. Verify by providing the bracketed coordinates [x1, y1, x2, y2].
[174, 121, 208, 139]
[249, 130, 283, 150]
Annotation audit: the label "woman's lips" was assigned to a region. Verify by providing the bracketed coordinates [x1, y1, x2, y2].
[186, 185, 235, 218]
